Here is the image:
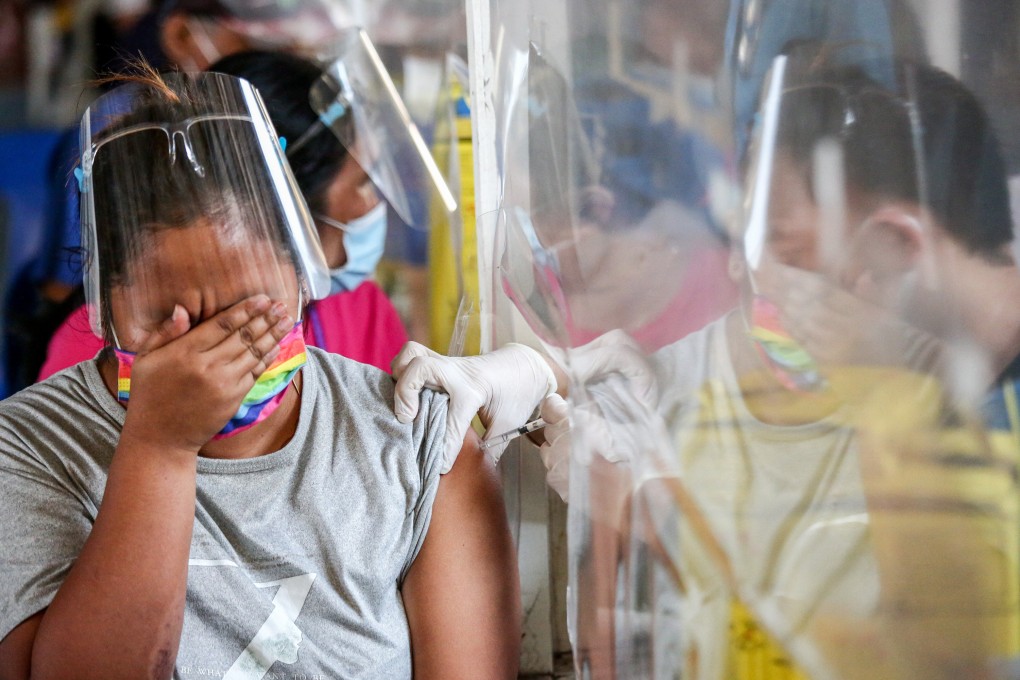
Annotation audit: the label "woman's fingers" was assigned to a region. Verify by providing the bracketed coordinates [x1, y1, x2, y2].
[186, 295, 275, 353]
[121, 295, 298, 451]
[154, 296, 294, 387]
[227, 312, 294, 381]
[136, 305, 192, 354]
[223, 304, 289, 357]
[192, 297, 288, 362]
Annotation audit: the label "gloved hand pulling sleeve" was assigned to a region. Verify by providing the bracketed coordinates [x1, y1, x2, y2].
[539, 394, 571, 501]
[392, 341, 558, 473]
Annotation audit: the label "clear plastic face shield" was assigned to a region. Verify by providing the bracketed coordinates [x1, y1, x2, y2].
[79, 71, 332, 347]
[290, 28, 456, 230]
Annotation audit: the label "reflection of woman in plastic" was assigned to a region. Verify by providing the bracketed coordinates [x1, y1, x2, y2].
[593, 55, 1020, 679]
[0, 70, 519, 678]
[504, 41, 739, 355]
[393, 54, 1020, 679]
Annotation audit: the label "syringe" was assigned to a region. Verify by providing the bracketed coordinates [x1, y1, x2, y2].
[479, 418, 547, 451]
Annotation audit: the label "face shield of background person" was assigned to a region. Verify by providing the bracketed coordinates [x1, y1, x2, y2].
[80, 71, 332, 345]
[307, 28, 457, 231]
[284, 30, 455, 296]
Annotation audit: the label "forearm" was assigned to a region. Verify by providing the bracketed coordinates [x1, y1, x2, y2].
[31, 437, 198, 680]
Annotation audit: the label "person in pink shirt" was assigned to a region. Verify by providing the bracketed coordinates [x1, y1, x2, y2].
[38, 47, 429, 379]
[39, 280, 406, 379]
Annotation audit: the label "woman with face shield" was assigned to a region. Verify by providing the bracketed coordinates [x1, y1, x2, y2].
[208, 48, 411, 369]
[0, 69, 519, 679]
[37, 33, 447, 378]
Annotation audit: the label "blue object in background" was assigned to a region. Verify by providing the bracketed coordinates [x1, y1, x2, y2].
[28, 128, 82, 290]
[0, 129, 64, 398]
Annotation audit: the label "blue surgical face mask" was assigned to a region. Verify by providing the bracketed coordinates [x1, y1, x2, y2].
[316, 202, 388, 294]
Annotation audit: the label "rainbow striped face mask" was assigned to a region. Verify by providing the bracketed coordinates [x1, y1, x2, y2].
[113, 321, 308, 440]
[747, 295, 824, 392]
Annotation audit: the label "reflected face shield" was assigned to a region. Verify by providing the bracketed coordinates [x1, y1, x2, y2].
[289, 28, 456, 228]
[738, 56, 948, 384]
[499, 206, 575, 348]
[741, 56, 923, 283]
[79, 71, 332, 341]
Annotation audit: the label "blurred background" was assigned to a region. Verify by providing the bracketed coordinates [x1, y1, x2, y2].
[5, 1, 1020, 678]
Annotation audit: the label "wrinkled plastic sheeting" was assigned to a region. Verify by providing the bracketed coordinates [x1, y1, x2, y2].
[479, 0, 1020, 677]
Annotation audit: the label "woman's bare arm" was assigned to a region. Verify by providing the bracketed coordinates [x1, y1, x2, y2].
[29, 441, 198, 680]
[0, 612, 42, 680]
[0, 298, 288, 680]
[0, 437, 198, 680]
[401, 432, 521, 679]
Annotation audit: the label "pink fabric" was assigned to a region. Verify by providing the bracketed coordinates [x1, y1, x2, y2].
[567, 247, 740, 353]
[37, 281, 408, 381]
[37, 306, 103, 381]
[303, 281, 408, 372]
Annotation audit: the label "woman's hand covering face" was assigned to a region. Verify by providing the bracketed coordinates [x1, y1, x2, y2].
[119, 295, 293, 454]
[761, 262, 943, 374]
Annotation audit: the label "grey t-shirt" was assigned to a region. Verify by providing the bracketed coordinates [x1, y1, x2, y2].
[0, 346, 446, 679]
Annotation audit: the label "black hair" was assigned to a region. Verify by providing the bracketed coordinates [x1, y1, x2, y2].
[209, 50, 352, 215]
[90, 68, 297, 342]
[776, 57, 1014, 261]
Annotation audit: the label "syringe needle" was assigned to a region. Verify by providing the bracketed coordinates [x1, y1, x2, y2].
[479, 418, 548, 451]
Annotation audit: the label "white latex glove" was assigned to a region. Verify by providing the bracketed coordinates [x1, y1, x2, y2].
[392, 341, 557, 473]
[539, 394, 571, 501]
[539, 333, 661, 502]
[547, 328, 658, 408]
[538, 376, 656, 503]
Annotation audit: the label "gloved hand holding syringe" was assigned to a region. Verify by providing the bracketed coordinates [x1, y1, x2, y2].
[391, 342, 559, 472]
[478, 418, 547, 451]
